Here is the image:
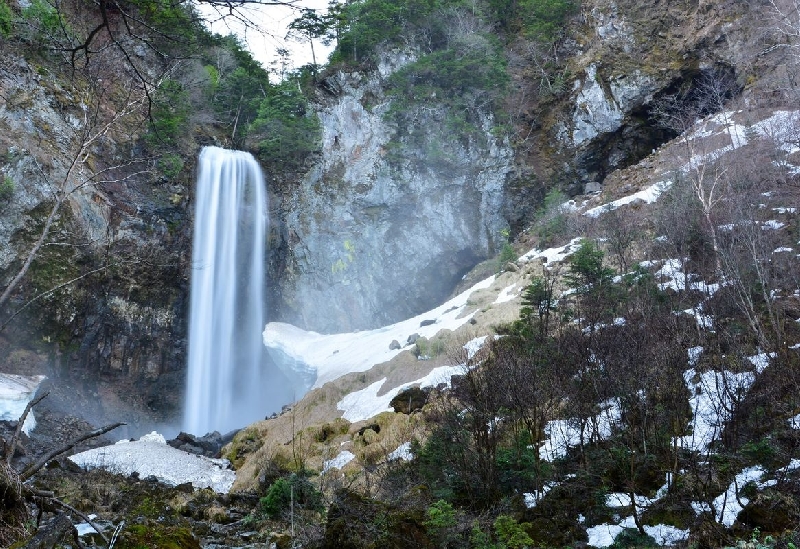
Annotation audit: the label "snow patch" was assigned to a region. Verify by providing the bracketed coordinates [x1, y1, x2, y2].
[539, 400, 621, 461]
[264, 276, 496, 389]
[762, 220, 786, 230]
[688, 346, 704, 367]
[677, 369, 757, 453]
[464, 336, 489, 360]
[494, 283, 519, 304]
[519, 237, 584, 265]
[322, 450, 355, 473]
[524, 482, 557, 508]
[643, 524, 691, 546]
[587, 517, 689, 547]
[711, 466, 765, 526]
[583, 180, 673, 218]
[69, 432, 235, 493]
[337, 364, 468, 423]
[388, 442, 413, 462]
[0, 374, 46, 434]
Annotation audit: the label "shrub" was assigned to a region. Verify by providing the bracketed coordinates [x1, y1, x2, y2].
[0, 0, 13, 38]
[127, 0, 202, 45]
[498, 242, 517, 266]
[566, 239, 614, 289]
[609, 527, 657, 548]
[494, 515, 534, 549]
[146, 79, 190, 147]
[22, 0, 63, 33]
[260, 474, 323, 518]
[157, 154, 184, 179]
[250, 80, 321, 171]
[488, 0, 577, 42]
[385, 30, 509, 146]
[0, 175, 14, 201]
[423, 500, 457, 545]
[330, 0, 450, 65]
[534, 188, 568, 246]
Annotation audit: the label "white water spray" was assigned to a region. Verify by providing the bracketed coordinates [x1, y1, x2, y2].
[184, 146, 267, 435]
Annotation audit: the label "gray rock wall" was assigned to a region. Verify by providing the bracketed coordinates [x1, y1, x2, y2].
[272, 57, 513, 333]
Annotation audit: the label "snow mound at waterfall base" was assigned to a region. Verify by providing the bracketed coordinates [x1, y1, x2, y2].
[69, 431, 235, 493]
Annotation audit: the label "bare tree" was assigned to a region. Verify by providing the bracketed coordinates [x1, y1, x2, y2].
[653, 71, 739, 275]
[0, 394, 124, 547]
[765, 0, 800, 60]
[0, 82, 152, 314]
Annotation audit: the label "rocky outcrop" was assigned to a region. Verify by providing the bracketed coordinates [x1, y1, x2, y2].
[270, 54, 514, 333]
[515, 0, 786, 192]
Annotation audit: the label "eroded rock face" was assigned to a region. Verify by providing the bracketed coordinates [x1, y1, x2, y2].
[271, 57, 513, 333]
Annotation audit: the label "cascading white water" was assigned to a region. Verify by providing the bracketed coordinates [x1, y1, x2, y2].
[184, 146, 268, 435]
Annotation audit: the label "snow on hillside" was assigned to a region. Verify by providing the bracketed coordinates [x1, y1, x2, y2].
[263, 275, 496, 389]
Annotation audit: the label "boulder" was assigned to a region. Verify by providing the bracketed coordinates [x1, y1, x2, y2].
[389, 387, 428, 414]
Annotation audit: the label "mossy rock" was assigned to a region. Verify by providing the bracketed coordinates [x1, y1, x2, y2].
[739, 490, 800, 532]
[640, 499, 695, 530]
[116, 523, 200, 549]
[314, 418, 350, 442]
[224, 428, 264, 468]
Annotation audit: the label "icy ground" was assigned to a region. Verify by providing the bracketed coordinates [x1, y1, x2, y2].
[69, 432, 235, 493]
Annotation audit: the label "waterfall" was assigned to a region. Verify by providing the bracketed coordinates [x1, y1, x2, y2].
[184, 146, 268, 435]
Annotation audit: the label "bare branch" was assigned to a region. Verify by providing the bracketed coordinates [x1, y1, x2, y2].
[0, 81, 150, 312]
[45, 496, 110, 546]
[5, 392, 50, 464]
[0, 265, 112, 333]
[20, 422, 125, 482]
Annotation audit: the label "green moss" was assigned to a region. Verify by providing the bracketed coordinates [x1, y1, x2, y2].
[131, 495, 173, 519]
[0, 175, 12, 201]
[117, 524, 200, 549]
[224, 427, 263, 468]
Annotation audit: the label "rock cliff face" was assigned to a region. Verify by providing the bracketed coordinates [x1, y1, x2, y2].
[0, 51, 192, 430]
[270, 55, 514, 333]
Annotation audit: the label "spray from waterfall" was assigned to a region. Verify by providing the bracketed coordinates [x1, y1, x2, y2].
[184, 146, 268, 435]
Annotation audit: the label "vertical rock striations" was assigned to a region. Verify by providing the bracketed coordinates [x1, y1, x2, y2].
[271, 57, 514, 333]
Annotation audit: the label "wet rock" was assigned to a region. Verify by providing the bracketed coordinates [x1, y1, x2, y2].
[406, 333, 420, 345]
[168, 431, 224, 458]
[419, 319, 436, 327]
[389, 340, 401, 350]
